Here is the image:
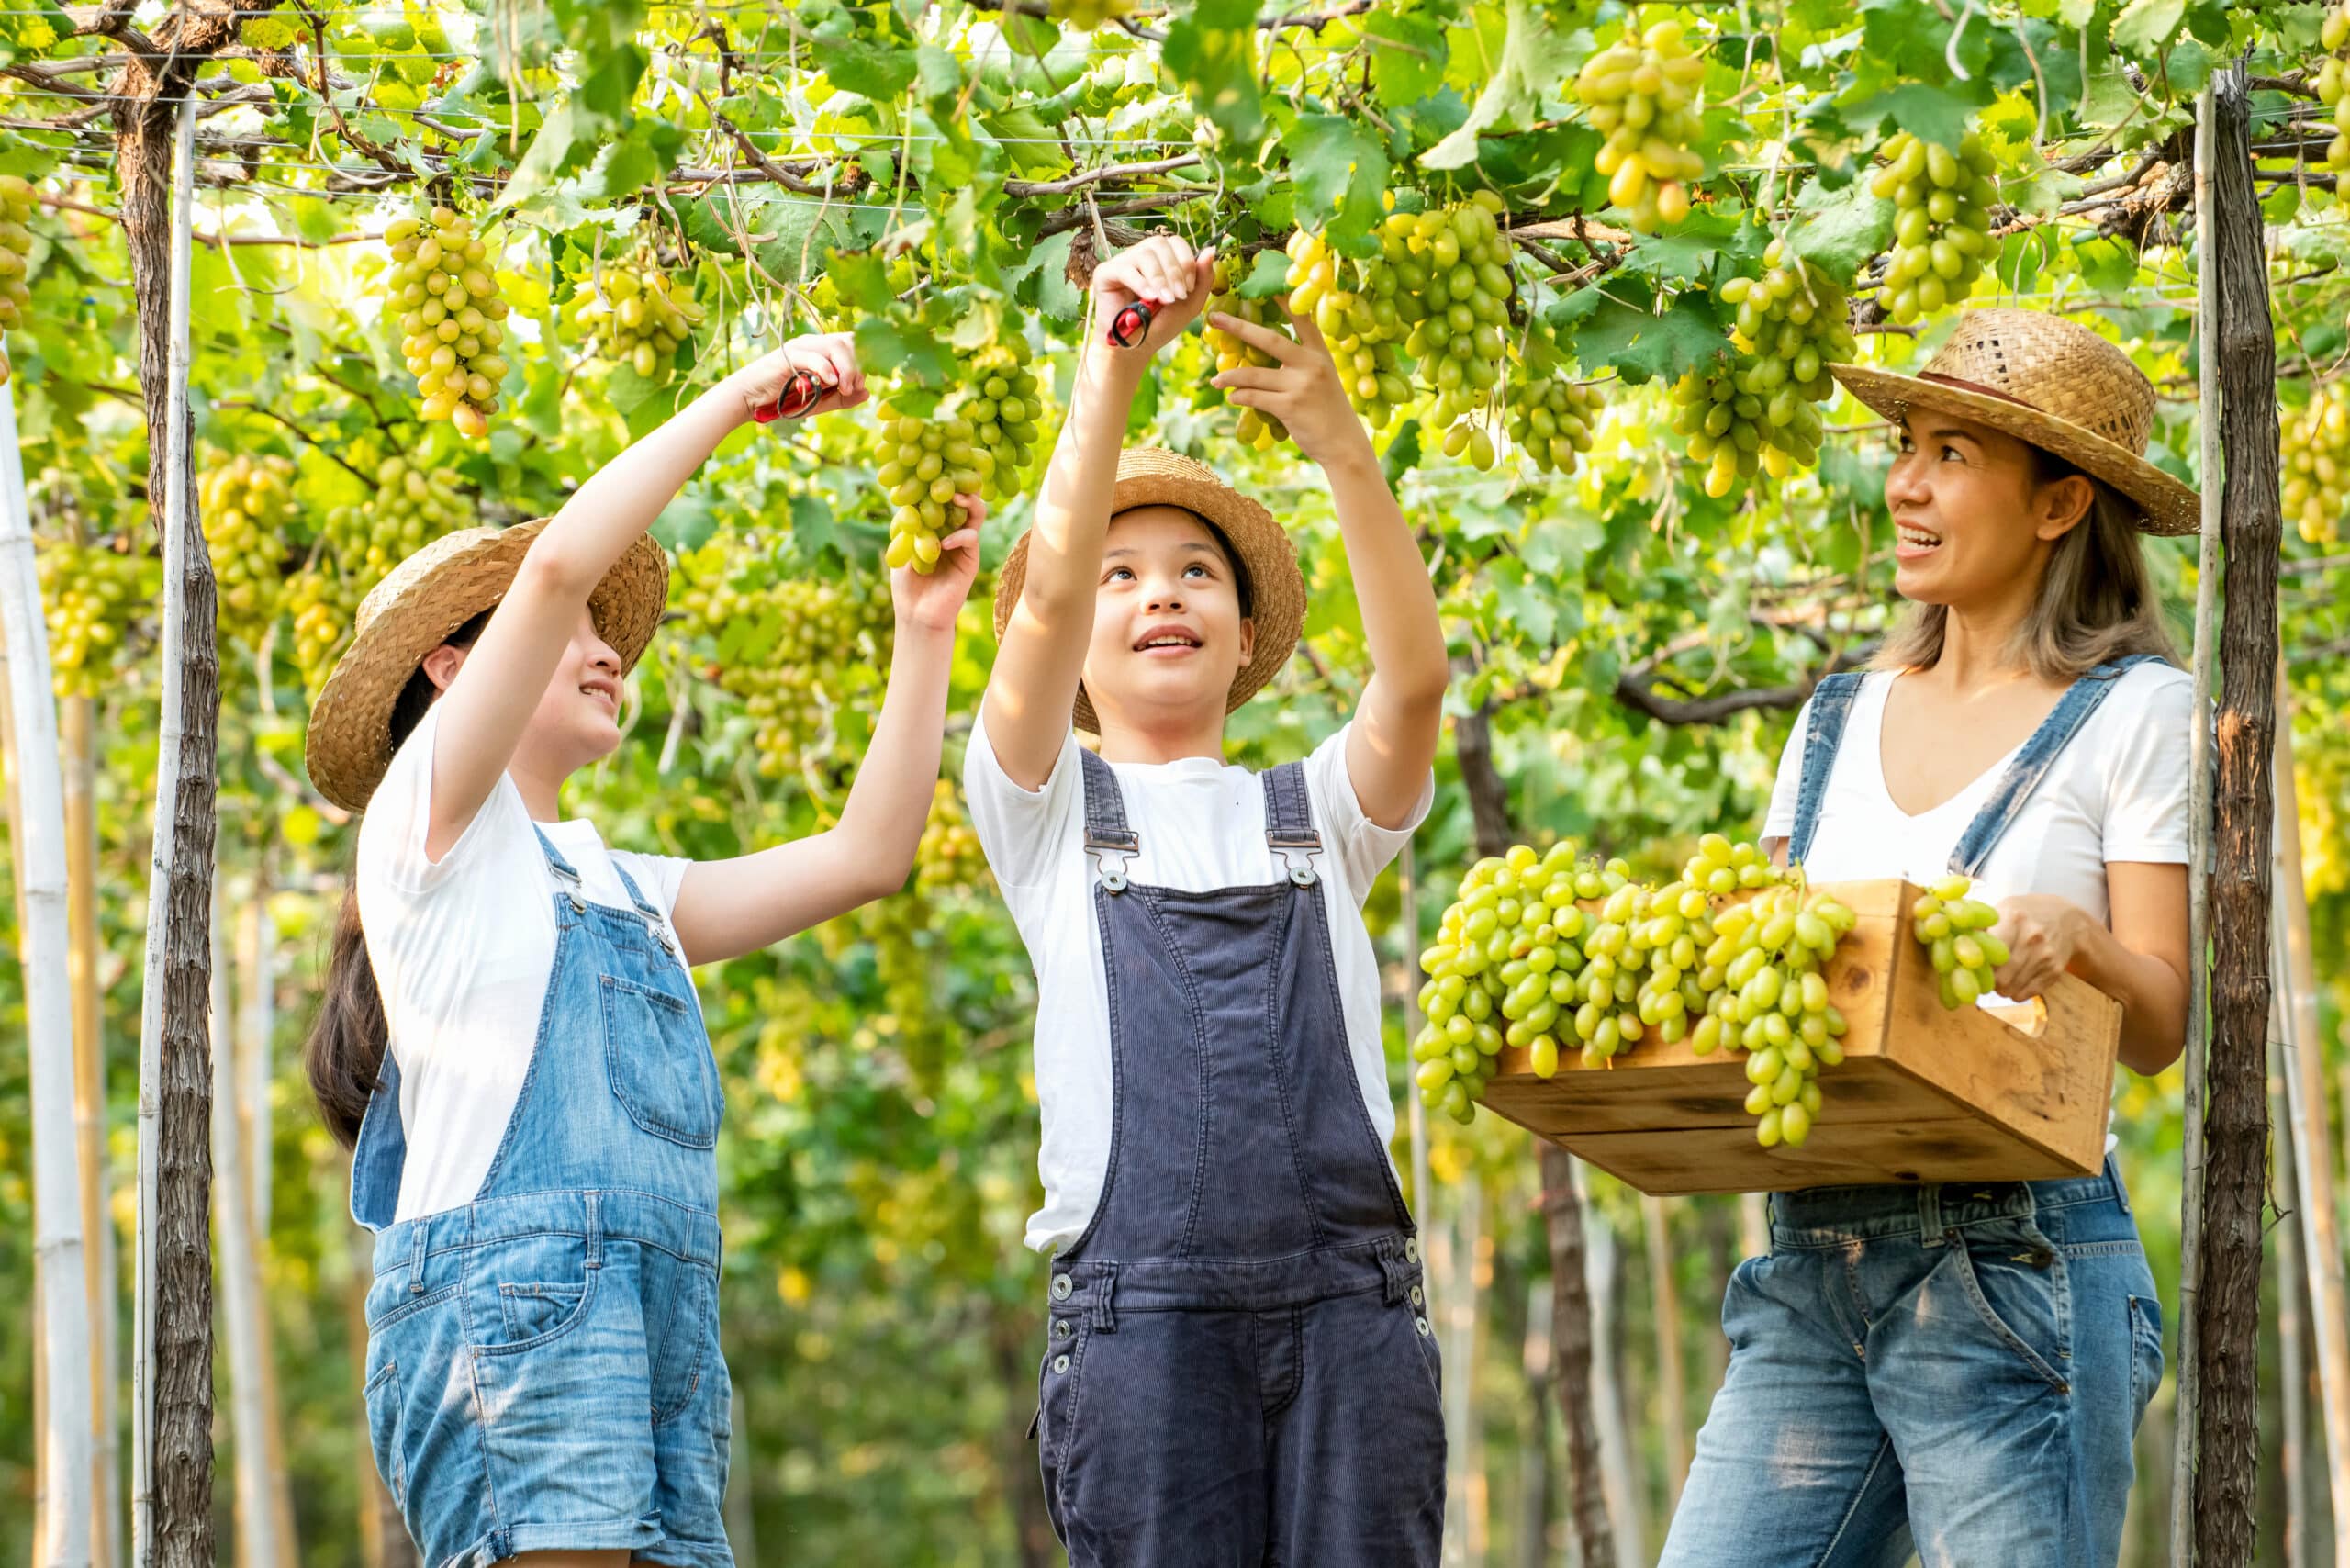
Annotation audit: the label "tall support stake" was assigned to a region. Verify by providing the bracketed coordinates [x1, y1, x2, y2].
[127, 81, 218, 1568]
[2172, 81, 2224, 1566]
[0, 377, 97, 1562]
[2189, 62, 2279, 1568]
[1642, 1194, 1689, 1509]
[2272, 1011, 2309, 1568]
[2270, 683, 2350, 1564]
[63, 691, 119, 1568]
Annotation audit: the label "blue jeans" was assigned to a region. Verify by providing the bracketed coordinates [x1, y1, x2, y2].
[1660, 1159, 2164, 1568]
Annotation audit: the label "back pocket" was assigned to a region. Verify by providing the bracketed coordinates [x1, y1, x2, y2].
[601, 975, 722, 1148]
[364, 1360, 407, 1509]
[2128, 1293, 2165, 1421]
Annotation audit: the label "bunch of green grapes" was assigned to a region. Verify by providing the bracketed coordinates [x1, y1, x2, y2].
[385, 205, 511, 438]
[915, 778, 990, 896]
[1909, 876, 2009, 1009]
[1205, 252, 1292, 451]
[1670, 362, 1771, 499]
[567, 263, 705, 382]
[287, 566, 362, 696]
[0, 174, 37, 385]
[1390, 193, 1514, 458]
[1504, 365, 1605, 476]
[1681, 832, 1788, 896]
[2280, 382, 2350, 544]
[1413, 844, 1635, 1124]
[1689, 877, 1856, 1148]
[1869, 130, 1998, 326]
[1286, 228, 1416, 433]
[1575, 17, 1708, 230]
[199, 453, 296, 642]
[877, 339, 1041, 574]
[1049, 0, 1138, 29]
[37, 538, 158, 700]
[672, 536, 890, 775]
[2319, 5, 2350, 169]
[1721, 240, 1853, 470]
[325, 454, 470, 582]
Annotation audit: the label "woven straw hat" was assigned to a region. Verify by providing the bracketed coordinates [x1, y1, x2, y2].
[992, 448, 1305, 734]
[1830, 308, 2199, 536]
[305, 519, 668, 812]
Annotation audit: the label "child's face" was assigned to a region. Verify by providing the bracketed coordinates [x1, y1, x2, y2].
[1083, 506, 1254, 731]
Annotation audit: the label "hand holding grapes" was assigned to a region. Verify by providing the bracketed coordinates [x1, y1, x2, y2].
[730, 333, 867, 423]
[1987, 893, 2086, 1001]
[890, 494, 985, 634]
[1205, 304, 1371, 467]
[1094, 235, 1216, 359]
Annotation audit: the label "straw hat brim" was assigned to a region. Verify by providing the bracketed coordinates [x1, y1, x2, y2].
[991, 450, 1306, 734]
[305, 518, 669, 812]
[1830, 363, 2200, 537]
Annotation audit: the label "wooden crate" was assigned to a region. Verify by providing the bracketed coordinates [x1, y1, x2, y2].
[1476, 879, 2124, 1196]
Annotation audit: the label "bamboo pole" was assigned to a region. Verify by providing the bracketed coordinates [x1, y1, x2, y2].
[1642, 1194, 1689, 1509]
[2172, 80, 2223, 1567]
[1441, 1173, 1481, 1567]
[62, 693, 120, 1568]
[1581, 1174, 1642, 1568]
[2269, 686, 2350, 1565]
[236, 888, 298, 1560]
[1516, 1276, 1551, 1568]
[0, 375, 98, 1564]
[212, 878, 277, 1568]
[2273, 1014, 2309, 1568]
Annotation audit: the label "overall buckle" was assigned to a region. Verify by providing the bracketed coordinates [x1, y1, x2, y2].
[1085, 831, 1139, 894]
[1269, 833, 1322, 888]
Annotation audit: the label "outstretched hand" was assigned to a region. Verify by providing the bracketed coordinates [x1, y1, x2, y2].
[729, 333, 868, 423]
[891, 494, 986, 633]
[1093, 235, 1217, 359]
[1204, 300, 1371, 465]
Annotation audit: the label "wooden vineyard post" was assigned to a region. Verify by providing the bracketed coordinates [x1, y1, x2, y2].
[2190, 62, 2281, 1568]
[2271, 1014, 2309, 1568]
[0, 375, 98, 1561]
[1642, 1195, 1689, 1508]
[2269, 681, 2350, 1564]
[63, 690, 120, 1568]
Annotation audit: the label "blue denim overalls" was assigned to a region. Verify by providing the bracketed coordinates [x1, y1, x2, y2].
[1033, 750, 1446, 1565]
[351, 829, 733, 1568]
[1661, 656, 2167, 1568]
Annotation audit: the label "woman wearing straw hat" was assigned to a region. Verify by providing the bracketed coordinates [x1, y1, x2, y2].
[1658, 309, 2196, 1568]
[303, 334, 984, 1568]
[966, 235, 1450, 1564]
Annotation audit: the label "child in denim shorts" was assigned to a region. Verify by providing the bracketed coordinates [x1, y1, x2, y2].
[966, 235, 1450, 1565]
[303, 335, 981, 1567]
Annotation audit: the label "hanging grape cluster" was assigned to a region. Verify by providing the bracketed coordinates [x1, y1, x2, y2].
[567, 262, 705, 382]
[290, 452, 471, 692]
[1205, 252, 1292, 451]
[386, 205, 510, 437]
[37, 538, 159, 700]
[1870, 130, 1998, 326]
[1503, 331, 1606, 476]
[1396, 193, 1515, 457]
[878, 338, 1039, 575]
[1721, 240, 1854, 475]
[915, 778, 990, 896]
[288, 568, 361, 697]
[2320, 5, 2350, 170]
[1286, 228, 1414, 433]
[672, 533, 891, 775]
[2280, 382, 2350, 544]
[1909, 876, 2009, 1009]
[199, 453, 296, 644]
[1669, 363, 1773, 500]
[1575, 17, 1708, 230]
[0, 174, 37, 385]
[1415, 834, 1856, 1148]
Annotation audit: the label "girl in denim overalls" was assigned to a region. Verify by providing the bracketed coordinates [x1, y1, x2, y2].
[1660, 311, 2197, 1568]
[303, 336, 983, 1567]
[967, 237, 1450, 1563]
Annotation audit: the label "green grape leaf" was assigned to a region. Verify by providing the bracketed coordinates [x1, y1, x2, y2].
[1237, 248, 1295, 298]
[1364, 10, 1448, 107]
[827, 37, 920, 101]
[1783, 178, 1894, 287]
[1163, 0, 1265, 150]
[1419, 0, 1584, 172]
[2109, 0, 2188, 59]
[1561, 289, 1728, 386]
[1842, 81, 1987, 150]
[1289, 115, 1390, 256]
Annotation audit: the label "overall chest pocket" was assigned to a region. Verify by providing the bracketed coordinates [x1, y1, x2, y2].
[601, 974, 722, 1148]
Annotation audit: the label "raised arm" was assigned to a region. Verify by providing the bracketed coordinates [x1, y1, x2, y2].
[1206, 306, 1447, 829]
[427, 337, 866, 858]
[980, 236, 1215, 789]
[667, 503, 984, 966]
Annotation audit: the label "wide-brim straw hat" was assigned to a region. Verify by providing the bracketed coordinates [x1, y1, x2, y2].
[305, 519, 668, 812]
[1830, 308, 2199, 536]
[992, 448, 1306, 735]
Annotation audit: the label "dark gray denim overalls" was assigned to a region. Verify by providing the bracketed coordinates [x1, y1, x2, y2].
[1033, 749, 1446, 1566]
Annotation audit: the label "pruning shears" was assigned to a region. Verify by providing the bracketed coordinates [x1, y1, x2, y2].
[749, 367, 835, 423]
[1101, 208, 1238, 349]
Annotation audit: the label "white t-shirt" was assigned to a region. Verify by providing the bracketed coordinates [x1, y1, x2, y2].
[356, 703, 696, 1223]
[965, 714, 1430, 1254]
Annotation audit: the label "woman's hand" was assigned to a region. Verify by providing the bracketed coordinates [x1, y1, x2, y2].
[890, 495, 985, 634]
[1094, 235, 1216, 359]
[1988, 893, 2090, 1001]
[728, 332, 868, 422]
[1205, 303, 1371, 467]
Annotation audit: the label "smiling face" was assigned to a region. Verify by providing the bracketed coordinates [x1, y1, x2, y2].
[1081, 505, 1254, 734]
[1885, 409, 2096, 609]
[427, 606, 627, 775]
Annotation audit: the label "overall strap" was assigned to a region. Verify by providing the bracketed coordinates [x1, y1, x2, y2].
[1260, 762, 1323, 887]
[1079, 747, 1139, 894]
[1945, 654, 2164, 878]
[608, 857, 678, 956]
[532, 825, 588, 912]
[1785, 672, 1867, 870]
[347, 1050, 408, 1233]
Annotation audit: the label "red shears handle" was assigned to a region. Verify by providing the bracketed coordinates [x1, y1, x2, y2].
[751, 368, 834, 423]
[1107, 300, 1154, 348]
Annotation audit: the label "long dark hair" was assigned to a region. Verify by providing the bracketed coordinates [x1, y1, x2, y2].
[307, 608, 491, 1147]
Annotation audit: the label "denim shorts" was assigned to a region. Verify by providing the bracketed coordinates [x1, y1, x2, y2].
[362, 1190, 733, 1568]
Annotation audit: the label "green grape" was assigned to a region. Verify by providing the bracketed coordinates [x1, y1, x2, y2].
[672, 532, 892, 775]
[1719, 239, 1854, 476]
[1286, 227, 1415, 433]
[1502, 354, 1605, 476]
[877, 337, 1040, 575]
[2280, 382, 2350, 546]
[292, 450, 472, 693]
[385, 204, 511, 438]
[1575, 17, 1708, 230]
[1868, 130, 1998, 326]
[1393, 193, 1514, 464]
[198, 453, 296, 647]
[1670, 361, 1768, 500]
[916, 778, 992, 896]
[37, 538, 160, 700]
[2319, 6, 2350, 169]
[1911, 876, 2006, 1010]
[0, 174, 38, 385]
[287, 566, 360, 697]
[1205, 252, 1292, 451]
[566, 261, 705, 383]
